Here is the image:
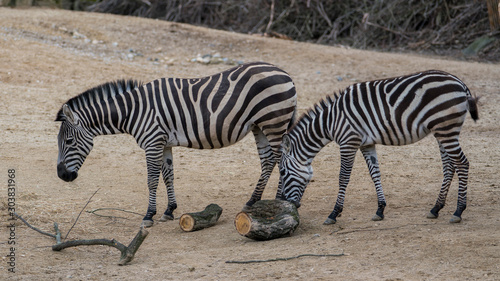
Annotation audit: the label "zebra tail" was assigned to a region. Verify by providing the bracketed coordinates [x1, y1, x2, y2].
[467, 95, 479, 122]
[287, 108, 297, 131]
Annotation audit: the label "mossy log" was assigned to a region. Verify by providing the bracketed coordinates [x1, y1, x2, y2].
[235, 200, 299, 241]
[179, 204, 223, 232]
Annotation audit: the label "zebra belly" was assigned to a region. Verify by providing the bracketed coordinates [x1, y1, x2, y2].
[169, 122, 253, 149]
[360, 121, 431, 147]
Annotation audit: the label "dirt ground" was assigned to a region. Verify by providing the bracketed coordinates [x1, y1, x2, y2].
[1, 8, 499, 280]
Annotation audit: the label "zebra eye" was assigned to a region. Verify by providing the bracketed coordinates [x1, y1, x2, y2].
[65, 137, 75, 146]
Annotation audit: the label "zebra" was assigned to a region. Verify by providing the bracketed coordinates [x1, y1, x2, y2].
[278, 70, 478, 225]
[56, 62, 297, 227]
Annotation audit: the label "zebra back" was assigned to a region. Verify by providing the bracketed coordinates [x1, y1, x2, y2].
[127, 62, 297, 149]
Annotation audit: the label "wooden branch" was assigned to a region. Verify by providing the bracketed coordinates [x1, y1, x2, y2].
[235, 200, 299, 241]
[14, 212, 149, 265]
[54, 223, 62, 244]
[52, 227, 149, 266]
[179, 204, 223, 232]
[265, 0, 275, 34]
[486, 0, 500, 31]
[226, 252, 344, 264]
[14, 212, 56, 239]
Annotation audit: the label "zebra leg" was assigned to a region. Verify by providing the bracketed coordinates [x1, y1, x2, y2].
[434, 138, 469, 223]
[243, 127, 277, 211]
[159, 147, 177, 222]
[275, 176, 283, 200]
[324, 147, 357, 225]
[360, 145, 387, 221]
[142, 147, 163, 227]
[427, 141, 455, 219]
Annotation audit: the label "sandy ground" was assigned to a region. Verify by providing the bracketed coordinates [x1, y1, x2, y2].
[0, 7, 499, 280]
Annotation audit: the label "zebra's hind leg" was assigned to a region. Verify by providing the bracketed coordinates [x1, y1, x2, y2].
[243, 127, 277, 211]
[427, 141, 455, 220]
[324, 146, 358, 225]
[159, 147, 177, 222]
[360, 145, 387, 221]
[433, 137, 469, 223]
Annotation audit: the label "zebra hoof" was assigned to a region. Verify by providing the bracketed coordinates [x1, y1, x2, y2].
[323, 218, 337, 225]
[141, 220, 154, 228]
[159, 214, 174, 222]
[427, 212, 438, 219]
[449, 215, 462, 223]
[371, 214, 383, 221]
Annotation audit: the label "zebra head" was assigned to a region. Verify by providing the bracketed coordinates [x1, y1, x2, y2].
[279, 134, 313, 208]
[55, 104, 94, 182]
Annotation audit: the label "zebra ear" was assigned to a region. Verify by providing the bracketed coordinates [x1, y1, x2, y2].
[281, 134, 291, 154]
[62, 104, 78, 125]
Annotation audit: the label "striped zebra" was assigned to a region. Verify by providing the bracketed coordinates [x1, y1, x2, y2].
[278, 70, 478, 225]
[56, 62, 297, 227]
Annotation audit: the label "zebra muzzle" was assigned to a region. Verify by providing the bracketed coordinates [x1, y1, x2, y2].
[57, 162, 78, 182]
[290, 200, 301, 208]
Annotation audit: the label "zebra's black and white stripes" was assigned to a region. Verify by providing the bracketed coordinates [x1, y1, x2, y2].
[278, 70, 478, 224]
[56, 62, 297, 227]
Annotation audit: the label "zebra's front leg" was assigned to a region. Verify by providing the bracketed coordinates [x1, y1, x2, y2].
[142, 148, 163, 227]
[159, 147, 177, 221]
[324, 147, 357, 225]
[361, 145, 387, 221]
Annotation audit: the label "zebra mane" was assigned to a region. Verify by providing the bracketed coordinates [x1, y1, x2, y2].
[288, 93, 338, 132]
[55, 79, 143, 121]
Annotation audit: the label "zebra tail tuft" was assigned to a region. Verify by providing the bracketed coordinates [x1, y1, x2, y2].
[287, 108, 297, 131]
[467, 95, 479, 122]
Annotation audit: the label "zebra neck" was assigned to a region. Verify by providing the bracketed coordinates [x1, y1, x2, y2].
[78, 109, 128, 137]
[290, 106, 335, 165]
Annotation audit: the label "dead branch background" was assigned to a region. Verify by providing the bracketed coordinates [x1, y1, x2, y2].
[80, 0, 500, 61]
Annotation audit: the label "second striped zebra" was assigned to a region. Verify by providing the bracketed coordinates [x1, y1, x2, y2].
[278, 70, 478, 224]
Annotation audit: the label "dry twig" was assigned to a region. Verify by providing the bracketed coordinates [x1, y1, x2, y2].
[86, 207, 143, 220]
[64, 188, 100, 240]
[331, 223, 437, 235]
[225, 252, 344, 264]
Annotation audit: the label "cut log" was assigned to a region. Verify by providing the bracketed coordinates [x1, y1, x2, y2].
[234, 200, 299, 241]
[179, 203, 223, 232]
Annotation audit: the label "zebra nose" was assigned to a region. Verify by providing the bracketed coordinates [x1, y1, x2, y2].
[57, 162, 78, 182]
[290, 200, 301, 208]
